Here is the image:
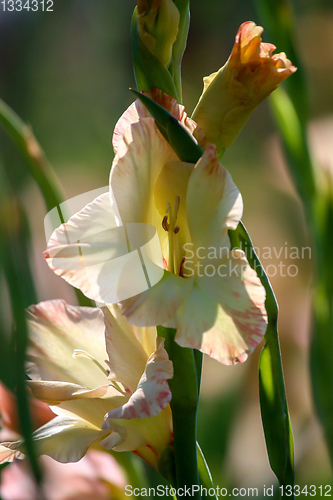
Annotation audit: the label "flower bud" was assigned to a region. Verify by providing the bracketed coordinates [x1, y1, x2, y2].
[192, 21, 297, 154]
[137, 0, 180, 66]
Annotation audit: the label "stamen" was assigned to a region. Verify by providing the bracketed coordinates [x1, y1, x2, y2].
[73, 350, 127, 395]
[163, 196, 181, 275]
[73, 349, 109, 376]
[162, 215, 169, 231]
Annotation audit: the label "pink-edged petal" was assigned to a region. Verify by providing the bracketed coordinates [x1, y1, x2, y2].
[0, 444, 23, 465]
[104, 306, 148, 393]
[120, 271, 193, 327]
[112, 89, 206, 154]
[175, 249, 267, 364]
[0, 416, 109, 464]
[103, 338, 172, 422]
[26, 300, 108, 389]
[173, 283, 218, 349]
[186, 144, 242, 253]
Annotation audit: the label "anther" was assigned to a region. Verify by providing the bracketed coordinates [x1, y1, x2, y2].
[162, 215, 169, 231]
[174, 226, 180, 234]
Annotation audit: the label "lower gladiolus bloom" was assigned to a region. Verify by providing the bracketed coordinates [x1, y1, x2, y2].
[45, 91, 267, 365]
[0, 300, 173, 469]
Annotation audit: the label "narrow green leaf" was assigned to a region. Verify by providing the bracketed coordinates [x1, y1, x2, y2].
[254, 0, 308, 123]
[230, 222, 294, 488]
[0, 166, 42, 485]
[0, 101, 93, 309]
[0, 99, 65, 213]
[197, 443, 218, 500]
[269, 88, 316, 212]
[130, 89, 203, 162]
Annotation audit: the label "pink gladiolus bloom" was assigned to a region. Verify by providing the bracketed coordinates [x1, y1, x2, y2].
[0, 300, 173, 469]
[45, 90, 267, 365]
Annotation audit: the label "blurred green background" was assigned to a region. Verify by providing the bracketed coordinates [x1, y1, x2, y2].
[1, 0, 333, 495]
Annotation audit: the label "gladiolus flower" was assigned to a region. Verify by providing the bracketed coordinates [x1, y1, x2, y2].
[0, 300, 173, 469]
[137, 0, 180, 66]
[45, 91, 267, 365]
[192, 21, 297, 154]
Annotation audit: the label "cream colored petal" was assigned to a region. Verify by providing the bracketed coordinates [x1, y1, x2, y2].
[27, 381, 123, 405]
[45, 193, 134, 303]
[26, 300, 108, 389]
[27, 380, 127, 429]
[106, 306, 157, 358]
[104, 307, 148, 393]
[110, 117, 177, 231]
[101, 407, 172, 456]
[32, 416, 109, 463]
[120, 271, 193, 327]
[186, 144, 242, 253]
[103, 338, 172, 423]
[175, 250, 267, 364]
[0, 416, 109, 464]
[112, 89, 199, 154]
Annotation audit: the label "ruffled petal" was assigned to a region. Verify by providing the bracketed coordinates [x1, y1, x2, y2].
[0, 444, 23, 464]
[103, 338, 172, 422]
[26, 300, 109, 389]
[175, 249, 267, 364]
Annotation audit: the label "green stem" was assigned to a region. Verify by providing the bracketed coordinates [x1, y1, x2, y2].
[157, 326, 201, 499]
